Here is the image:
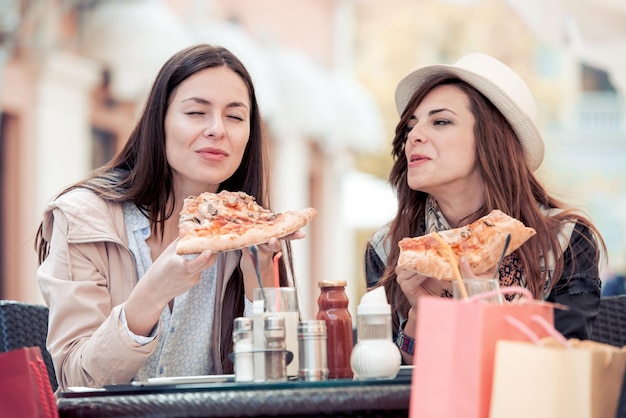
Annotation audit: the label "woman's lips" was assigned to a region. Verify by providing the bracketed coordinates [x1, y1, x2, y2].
[408, 153, 429, 167]
[197, 148, 228, 161]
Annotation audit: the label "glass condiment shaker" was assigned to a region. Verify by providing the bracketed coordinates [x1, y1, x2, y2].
[264, 315, 287, 382]
[232, 317, 254, 382]
[315, 280, 353, 379]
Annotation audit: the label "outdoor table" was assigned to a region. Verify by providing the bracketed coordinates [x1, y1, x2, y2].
[57, 371, 412, 417]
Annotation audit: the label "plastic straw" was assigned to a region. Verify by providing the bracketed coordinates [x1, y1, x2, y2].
[454, 272, 469, 299]
[451, 259, 468, 299]
[273, 252, 282, 289]
[431, 232, 468, 298]
[273, 252, 283, 312]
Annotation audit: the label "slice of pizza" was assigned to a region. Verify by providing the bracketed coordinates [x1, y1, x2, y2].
[397, 209, 536, 281]
[176, 190, 317, 255]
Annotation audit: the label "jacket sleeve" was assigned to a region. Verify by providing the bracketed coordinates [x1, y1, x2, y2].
[38, 207, 158, 392]
[546, 223, 602, 340]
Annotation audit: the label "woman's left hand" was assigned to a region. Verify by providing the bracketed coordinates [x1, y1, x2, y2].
[395, 267, 451, 307]
[458, 256, 497, 280]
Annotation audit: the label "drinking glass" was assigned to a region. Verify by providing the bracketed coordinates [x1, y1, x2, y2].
[451, 278, 503, 304]
[253, 287, 300, 377]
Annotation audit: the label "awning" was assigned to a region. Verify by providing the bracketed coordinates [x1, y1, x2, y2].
[507, 0, 626, 94]
[82, 0, 384, 152]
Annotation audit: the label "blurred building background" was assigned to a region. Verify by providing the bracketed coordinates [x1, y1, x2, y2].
[1, 0, 625, 319]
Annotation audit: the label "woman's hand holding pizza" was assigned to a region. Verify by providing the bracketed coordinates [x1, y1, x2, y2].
[458, 256, 498, 280]
[395, 266, 428, 311]
[397, 257, 497, 303]
[124, 239, 217, 336]
[394, 266, 429, 364]
[395, 266, 452, 309]
[147, 240, 217, 301]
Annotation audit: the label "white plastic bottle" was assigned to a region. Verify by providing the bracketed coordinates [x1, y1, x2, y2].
[350, 287, 401, 379]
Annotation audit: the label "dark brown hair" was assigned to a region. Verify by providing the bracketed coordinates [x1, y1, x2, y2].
[378, 74, 605, 330]
[35, 44, 292, 373]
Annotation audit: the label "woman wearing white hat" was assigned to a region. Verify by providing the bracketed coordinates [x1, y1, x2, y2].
[364, 53, 605, 364]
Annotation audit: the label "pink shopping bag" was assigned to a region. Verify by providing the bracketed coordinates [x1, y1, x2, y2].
[0, 346, 58, 418]
[409, 287, 554, 418]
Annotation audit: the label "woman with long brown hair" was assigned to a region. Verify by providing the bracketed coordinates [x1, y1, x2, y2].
[364, 53, 605, 364]
[35, 44, 302, 390]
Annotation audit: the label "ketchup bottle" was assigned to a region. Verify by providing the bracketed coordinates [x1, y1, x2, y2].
[315, 280, 353, 379]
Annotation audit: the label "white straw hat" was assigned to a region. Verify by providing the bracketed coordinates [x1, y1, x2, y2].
[394, 53, 544, 172]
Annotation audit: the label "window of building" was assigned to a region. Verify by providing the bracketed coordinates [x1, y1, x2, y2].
[91, 127, 116, 169]
[581, 63, 617, 93]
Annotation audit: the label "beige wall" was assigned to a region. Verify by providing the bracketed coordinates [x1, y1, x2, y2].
[1, 48, 101, 303]
[212, 0, 336, 68]
[1, 59, 40, 302]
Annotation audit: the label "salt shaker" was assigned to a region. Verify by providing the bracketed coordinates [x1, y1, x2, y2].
[316, 280, 353, 379]
[298, 320, 329, 381]
[350, 287, 401, 379]
[264, 315, 287, 382]
[232, 317, 254, 382]
[252, 299, 266, 382]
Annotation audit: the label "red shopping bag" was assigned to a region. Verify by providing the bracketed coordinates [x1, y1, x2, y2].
[409, 287, 554, 418]
[0, 346, 58, 418]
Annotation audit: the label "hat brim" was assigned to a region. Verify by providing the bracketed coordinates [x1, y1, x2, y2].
[394, 64, 544, 172]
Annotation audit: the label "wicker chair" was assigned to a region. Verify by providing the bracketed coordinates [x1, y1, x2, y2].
[591, 295, 626, 347]
[0, 300, 57, 391]
[591, 295, 626, 418]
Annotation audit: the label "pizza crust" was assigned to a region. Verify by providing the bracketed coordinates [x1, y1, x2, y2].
[397, 210, 536, 281]
[176, 191, 316, 254]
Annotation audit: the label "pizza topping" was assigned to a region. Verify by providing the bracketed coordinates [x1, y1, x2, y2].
[224, 195, 239, 207]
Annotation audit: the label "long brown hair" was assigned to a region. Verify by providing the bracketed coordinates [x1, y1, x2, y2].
[34, 44, 293, 372]
[378, 74, 605, 330]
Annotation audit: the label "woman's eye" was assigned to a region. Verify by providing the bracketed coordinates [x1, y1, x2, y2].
[434, 119, 450, 125]
[227, 115, 244, 121]
[185, 111, 204, 116]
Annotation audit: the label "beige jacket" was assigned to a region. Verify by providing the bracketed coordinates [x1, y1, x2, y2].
[37, 189, 240, 392]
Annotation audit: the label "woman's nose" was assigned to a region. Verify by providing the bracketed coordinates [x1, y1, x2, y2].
[204, 115, 225, 138]
[406, 124, 424, 143]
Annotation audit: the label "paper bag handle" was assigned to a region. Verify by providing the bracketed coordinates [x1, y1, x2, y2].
[465, 286, 533, 303]
[30, 357, 58, 418]
[505, 314, 571, 349]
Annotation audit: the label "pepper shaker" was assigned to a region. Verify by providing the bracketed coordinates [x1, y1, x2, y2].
[298, 319, 328, 381]
[264, 315, 287, 382]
